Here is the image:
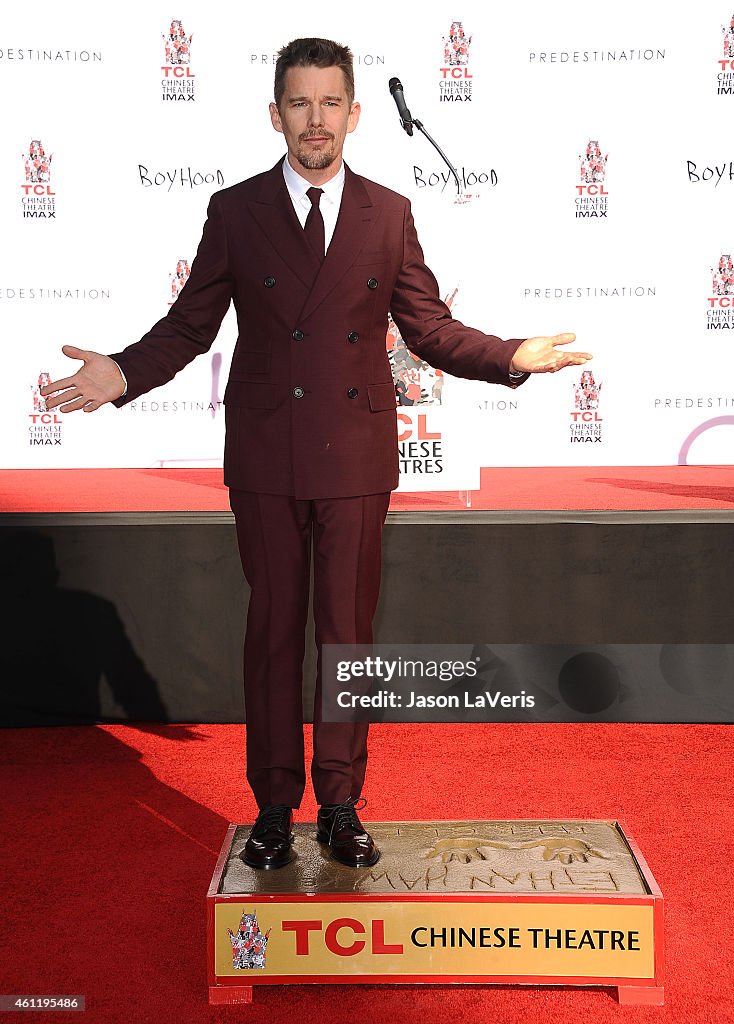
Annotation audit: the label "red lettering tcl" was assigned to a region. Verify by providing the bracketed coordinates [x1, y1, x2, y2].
[570, 412, 603, 422]
[281, 918, 403, 956]
[397, 413, 441, 443]
[29, 414, 62, 424]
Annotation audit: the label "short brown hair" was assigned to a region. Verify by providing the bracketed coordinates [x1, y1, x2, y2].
[274, 38, 355, 109]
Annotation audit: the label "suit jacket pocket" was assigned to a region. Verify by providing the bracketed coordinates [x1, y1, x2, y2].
[367, 382, 398, 412]
[224, 380, 277, 409]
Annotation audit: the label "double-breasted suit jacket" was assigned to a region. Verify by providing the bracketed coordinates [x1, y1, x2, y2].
[112, 159, 526, 496]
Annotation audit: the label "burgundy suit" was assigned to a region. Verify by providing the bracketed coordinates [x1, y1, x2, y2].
[112, 159, 526, 807]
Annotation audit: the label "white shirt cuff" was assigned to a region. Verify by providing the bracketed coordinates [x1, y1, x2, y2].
[113, 360, 128, 397]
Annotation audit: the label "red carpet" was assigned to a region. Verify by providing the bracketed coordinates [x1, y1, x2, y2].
[2, 465, 734, 512]
[1, 723, 731, 1022]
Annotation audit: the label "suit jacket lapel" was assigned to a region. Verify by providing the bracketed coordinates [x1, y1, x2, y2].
[299, 164, 375, 322]
[248, 160, 376, 319]
[250, 160, 321, 289]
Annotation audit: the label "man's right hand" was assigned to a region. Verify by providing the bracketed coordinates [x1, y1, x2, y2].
[40, 345, 126, 413]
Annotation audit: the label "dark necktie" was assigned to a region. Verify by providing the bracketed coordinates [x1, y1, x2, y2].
[304, 186, 325, 259]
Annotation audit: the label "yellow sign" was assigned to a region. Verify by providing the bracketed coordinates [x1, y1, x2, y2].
[215, 901, 655, 979]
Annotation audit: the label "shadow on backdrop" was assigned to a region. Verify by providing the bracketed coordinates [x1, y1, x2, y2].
[0, 530, 168, 726]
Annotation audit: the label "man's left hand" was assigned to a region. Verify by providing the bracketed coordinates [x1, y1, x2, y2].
[510, 332, 592, 374]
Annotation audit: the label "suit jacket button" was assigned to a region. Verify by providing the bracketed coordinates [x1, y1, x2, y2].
[264, 276, 276, 288]
[367, 278, 378, 289]
[293, 386, 305, 399]
[347, 387, 359, 399]
[347, 331, 359, 343]
[292, 328, 304, 341]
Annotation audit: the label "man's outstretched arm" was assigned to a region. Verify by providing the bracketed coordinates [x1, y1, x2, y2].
[41, 194, 233, 412]
[389, 201, 591, 383]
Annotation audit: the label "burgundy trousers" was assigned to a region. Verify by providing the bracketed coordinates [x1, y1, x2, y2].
[229, 489, 391, 810]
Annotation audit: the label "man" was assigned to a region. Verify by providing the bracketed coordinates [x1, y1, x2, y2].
[42, 38, 590, 871]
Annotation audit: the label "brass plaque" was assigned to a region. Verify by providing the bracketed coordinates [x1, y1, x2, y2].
[219, 820, 648, 896]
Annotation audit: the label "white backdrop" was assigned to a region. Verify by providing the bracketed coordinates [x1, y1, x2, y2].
[3, 1, 734, 485]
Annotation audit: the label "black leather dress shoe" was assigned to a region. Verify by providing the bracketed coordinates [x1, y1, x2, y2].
[241, 804, 294, 869]
[316, 797, 380, 868]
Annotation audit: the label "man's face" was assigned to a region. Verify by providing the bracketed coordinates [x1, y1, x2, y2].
[269, 65, 360, 182]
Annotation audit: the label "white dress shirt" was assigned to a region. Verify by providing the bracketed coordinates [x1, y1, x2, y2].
[281, 155, 345, 255]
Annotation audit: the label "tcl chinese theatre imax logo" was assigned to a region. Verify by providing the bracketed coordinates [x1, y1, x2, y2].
[708, 253, 734, 328]
[439, 21, 473, 102]
[576, 140, 608, 218]
[718, 13, 734, 94]
[570, 371, 603, 444]
[21, 139, 55, 218]
[161, 19, 195, 101]
[30, 372, 62, 446]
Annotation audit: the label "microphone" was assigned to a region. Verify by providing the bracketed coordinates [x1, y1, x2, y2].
[386, 75, 464, 199]
[389, 77, 413, 136]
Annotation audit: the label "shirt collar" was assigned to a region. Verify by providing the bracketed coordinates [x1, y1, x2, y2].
[282, 155, 345, 205]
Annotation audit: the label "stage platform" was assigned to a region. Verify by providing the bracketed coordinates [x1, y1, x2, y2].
[207, 819, 664, 1006]
[2, 464, 734, 512]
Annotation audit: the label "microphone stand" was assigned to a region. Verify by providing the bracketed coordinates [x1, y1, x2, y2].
[400, 114, 465, 202]
[409, 117, 460, 199]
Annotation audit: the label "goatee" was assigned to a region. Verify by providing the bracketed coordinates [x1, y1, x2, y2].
[297, 149, 336, 171]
